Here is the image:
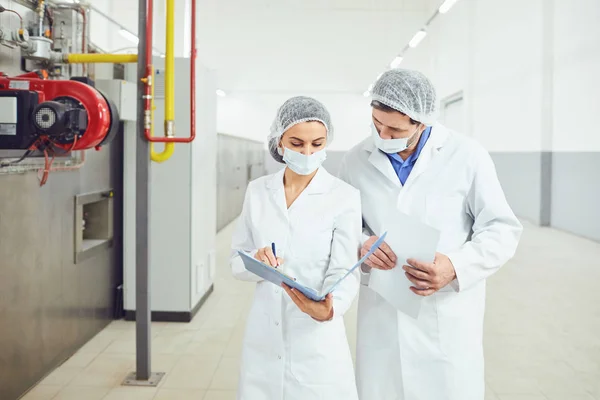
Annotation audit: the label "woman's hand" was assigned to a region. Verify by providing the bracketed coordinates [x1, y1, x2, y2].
[254, 247, 283, 267]
[283, 284, 334, 322]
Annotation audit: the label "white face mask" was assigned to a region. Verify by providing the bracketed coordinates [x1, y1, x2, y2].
[280, 147, 327, 175]
[371, 122, 419, 154]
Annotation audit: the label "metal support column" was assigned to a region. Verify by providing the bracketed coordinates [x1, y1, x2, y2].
[123, 0, 164, 386]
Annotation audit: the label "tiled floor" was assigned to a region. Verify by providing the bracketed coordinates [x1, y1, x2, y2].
[23, 220, 600, 400]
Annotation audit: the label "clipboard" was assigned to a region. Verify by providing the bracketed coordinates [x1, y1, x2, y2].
[238, 232, 388, 301]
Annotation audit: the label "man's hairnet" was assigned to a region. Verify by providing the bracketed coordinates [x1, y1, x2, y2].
[371, 69, 438, 126]
[268, 96, 333, 163]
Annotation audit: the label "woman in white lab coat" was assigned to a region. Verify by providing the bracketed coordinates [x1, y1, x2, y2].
[231, 96, 362, 400]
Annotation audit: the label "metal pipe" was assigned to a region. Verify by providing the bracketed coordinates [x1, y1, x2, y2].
[37, 0, 45, 36]
[164, 0, 175, 137]
[149, 66, 175, 162]
[144, 0, 196, 144]
[146, 0, 174, 162]
[65, 53, 137, 63]
[135, 0, 151, 381]
[51, 3, 89, 73]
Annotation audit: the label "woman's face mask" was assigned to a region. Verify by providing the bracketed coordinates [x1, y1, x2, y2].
[280, 147, 327, 175]
[371, 122, 420, 154]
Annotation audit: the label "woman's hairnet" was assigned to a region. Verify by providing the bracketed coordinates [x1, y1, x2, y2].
[371, 69, 438, 126]
[268, 96, 333, 163]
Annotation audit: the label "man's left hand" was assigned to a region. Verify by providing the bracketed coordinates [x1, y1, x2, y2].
[403, 253, 457, 296]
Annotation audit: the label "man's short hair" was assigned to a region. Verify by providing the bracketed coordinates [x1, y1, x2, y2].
[371, 100, 419, 125]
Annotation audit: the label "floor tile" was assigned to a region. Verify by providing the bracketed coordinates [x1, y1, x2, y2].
[20, 385, 62, 400]
[69, 353, 134, 387]
[60, 352, 98, 369]
[210, 358, 240, 390]
[544, 394, 595, 400]
[161, 355, 221, 390]
[203, 390, 236, 400]
[101, 386, 157, 400]
[152, 331, 196, 355]
[52, 385, 110, 400]
[186, 339, 229, 357]
[38, 366, 82, 387]
[153, 388, 207, 400]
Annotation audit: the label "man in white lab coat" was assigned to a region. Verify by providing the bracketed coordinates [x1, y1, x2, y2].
[339, 69, 523, 400]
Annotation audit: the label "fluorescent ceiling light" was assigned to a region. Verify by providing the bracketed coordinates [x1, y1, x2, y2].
[216, 89, 226, 97]
[409, 30, 427, 48]
[439, 0, 459, 14]
[390, 56, 403, 69]
[119, 29, 139, 45]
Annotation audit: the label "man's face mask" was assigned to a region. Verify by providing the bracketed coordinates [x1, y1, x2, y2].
[371, 122, 420, 154]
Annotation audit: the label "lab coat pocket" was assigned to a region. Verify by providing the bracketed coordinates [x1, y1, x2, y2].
[425, 194, 467, 232]
[289, 316, 348, 385]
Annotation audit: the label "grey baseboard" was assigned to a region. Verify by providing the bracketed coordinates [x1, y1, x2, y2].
[124, 284, 214, 323]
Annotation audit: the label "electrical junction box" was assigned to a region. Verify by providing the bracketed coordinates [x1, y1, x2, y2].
[0, 91, 39, 150]
[95, 80, 137, 122]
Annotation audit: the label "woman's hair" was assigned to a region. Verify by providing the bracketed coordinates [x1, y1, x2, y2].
[268, 96, 333, 164]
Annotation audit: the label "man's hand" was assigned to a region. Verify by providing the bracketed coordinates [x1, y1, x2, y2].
[362, 236, 397, 270]
[254, 247, 284, 268]
[403, 252, 457, 296]
[283, 284, 334, 322]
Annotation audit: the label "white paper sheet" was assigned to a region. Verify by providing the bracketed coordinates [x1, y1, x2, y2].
[368, 211, 440, 319]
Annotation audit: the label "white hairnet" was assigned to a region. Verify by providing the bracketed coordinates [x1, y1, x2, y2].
[268, 96, 333, 163]
[371, 69, 438, 126]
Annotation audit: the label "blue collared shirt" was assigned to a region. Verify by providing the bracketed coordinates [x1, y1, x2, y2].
[385, 126, 432, 185]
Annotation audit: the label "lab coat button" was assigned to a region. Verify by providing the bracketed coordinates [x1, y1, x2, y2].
[275, 321, 280, 326]
[278, 355, 282, 360]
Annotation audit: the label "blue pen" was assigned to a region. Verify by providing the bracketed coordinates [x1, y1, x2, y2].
[271, 242, 278, 267]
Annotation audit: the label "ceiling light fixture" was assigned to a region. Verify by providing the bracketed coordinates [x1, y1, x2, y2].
[409, 30, 427, 48]
[390, 56, 403, 69]
[439, 0, 459, 14]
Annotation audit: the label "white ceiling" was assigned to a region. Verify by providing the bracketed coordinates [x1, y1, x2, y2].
[105, 0, 440, 94]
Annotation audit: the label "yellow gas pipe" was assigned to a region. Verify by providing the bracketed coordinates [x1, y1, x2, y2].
[64, 57, 174, 162]
[65, 53, 138, 64]
[64, 0, 178, 162]
[149, 67, 174, 162]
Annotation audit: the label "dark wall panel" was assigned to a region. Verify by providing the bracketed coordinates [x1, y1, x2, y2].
[0, 137, 122, 400]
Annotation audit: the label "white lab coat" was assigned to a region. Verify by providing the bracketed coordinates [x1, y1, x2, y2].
[339, 124, 522, 400]
[231, 167, 361, 400]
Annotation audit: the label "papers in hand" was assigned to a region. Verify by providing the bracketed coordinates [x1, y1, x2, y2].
[368, 212, 440, 319]
[238, 233, 388, 302]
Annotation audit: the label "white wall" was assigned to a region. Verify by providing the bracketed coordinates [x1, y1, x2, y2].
[399, 0, 599, 152]
[553, 0, 600, 152]
[401, 0, 545, 153]
[397, 0, 599, 234]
